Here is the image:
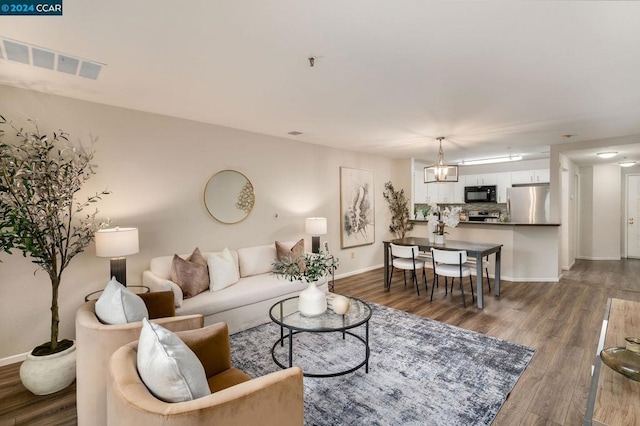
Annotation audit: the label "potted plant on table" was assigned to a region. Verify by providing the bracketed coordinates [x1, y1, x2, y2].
[427, 205, 462, 244]
[272, 251, 340, 316]
[0, 116, 109, 395]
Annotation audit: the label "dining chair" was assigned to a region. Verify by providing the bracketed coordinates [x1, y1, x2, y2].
[388, 244, 427, 295]
[430, 248, 474, 308]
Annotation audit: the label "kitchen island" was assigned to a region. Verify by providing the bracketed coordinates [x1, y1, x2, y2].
[410, 220, 561, 282]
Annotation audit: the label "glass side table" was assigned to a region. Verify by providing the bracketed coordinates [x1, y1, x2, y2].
[84, 285, 150, 302]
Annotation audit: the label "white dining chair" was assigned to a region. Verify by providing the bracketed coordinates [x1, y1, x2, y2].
[430, 248, 474, 308]
[388, 244, 427, 295]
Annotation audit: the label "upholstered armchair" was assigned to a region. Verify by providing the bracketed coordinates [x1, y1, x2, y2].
[107, 322, 304, 426]
[75, 291, 205, 426]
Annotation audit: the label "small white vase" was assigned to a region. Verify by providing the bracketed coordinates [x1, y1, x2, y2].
[434, 233, 445, 244]
[20, 341, 76, 395]
[298, 281, 327, 316]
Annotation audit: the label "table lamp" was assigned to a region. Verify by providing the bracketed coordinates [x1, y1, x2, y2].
[305, 217, 327, 254]
[95, 227, 139, 285]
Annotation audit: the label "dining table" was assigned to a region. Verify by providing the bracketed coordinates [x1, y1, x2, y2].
[383, 237, 503, 309]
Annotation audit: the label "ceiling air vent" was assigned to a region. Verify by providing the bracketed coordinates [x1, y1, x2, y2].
[1, 37, 106, 80]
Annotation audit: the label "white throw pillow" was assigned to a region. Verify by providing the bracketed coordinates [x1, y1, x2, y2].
[208, 247, 240, 291]
[137, 319, 211, 403]
[95, 277, 148, 324]
[161, 280, 183, 308]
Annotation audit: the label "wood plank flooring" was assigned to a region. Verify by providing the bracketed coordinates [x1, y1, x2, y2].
[1, 259, 639, 425]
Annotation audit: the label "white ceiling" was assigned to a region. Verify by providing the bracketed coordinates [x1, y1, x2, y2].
[1, 1, 640, 164]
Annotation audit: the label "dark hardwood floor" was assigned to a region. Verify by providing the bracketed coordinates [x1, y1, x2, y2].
[1, 259, 638, 425]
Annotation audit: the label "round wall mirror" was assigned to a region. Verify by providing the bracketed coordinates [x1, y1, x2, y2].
[204, 170, 255, 224]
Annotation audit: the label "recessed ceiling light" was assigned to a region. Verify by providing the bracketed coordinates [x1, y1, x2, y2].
[597, 151, 617, 159]
[620, 161, 636, 168]
[288, 131, 303, 136]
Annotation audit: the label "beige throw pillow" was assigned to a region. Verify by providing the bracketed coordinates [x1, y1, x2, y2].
[276, 239, 306, 273]
[170, 247, 209, 298]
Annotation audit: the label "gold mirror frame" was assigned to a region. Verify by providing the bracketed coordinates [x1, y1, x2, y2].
[204, 170, 255, 224]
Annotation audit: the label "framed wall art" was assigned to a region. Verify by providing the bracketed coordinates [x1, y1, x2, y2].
[340, 167, 375, 248]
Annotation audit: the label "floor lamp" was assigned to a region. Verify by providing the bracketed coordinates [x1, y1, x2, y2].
[305, 217, 327, 254]
[95, 227, 139, 285]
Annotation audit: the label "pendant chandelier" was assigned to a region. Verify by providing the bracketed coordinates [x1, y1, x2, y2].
[424, 137, 459, 183]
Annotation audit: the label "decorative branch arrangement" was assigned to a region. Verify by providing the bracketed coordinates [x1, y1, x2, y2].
[383, 181, 414, 239]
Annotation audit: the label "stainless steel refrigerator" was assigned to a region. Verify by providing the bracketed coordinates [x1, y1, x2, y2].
[506, 185, 550, 223]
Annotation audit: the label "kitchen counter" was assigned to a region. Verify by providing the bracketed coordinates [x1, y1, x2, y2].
[411, 220, 560, 227]
[408, 220, 561, 282]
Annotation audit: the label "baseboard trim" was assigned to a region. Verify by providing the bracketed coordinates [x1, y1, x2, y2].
[576, 256, 622, 261]
[335, 264, 384, 280]
[0, 351, 28, 367]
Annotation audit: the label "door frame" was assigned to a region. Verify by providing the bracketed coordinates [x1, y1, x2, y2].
[624, 173, 640, 258]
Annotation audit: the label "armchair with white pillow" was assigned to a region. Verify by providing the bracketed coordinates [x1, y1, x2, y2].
[75, 280, 204, 426]
[107, 321, 304, 426]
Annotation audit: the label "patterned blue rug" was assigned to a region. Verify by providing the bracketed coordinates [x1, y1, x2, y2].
[230, 303, 534, 425]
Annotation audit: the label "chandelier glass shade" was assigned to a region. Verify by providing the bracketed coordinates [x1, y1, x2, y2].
[424, 137, 459, 183]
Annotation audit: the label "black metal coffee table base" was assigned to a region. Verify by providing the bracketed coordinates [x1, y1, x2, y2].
[271, 327, 370, 378]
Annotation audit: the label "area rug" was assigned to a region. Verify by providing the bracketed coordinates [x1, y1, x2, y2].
[230, 303, 534, 425]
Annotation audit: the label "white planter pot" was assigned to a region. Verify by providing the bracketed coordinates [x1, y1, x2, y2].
[20, 341, 76, 395]
[298, 281, 327, 316]
[434, 234, 445, 244]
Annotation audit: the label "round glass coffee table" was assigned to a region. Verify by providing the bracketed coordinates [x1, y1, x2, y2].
[269, 296, 372, 378]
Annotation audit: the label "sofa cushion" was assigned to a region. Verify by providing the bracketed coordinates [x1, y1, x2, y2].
[176, 274, 323, 318]
[171, 248, 209, 298]
[237, 244, 277, 278]
[137, 319, 211, 403]
[95, 277, 148, 324]
[276, 239, 306, 273]
[208, 247, 240, 292]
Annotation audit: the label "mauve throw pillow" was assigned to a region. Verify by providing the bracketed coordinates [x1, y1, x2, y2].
[276, 239, 306, 273]
[170, 247, 209, 298]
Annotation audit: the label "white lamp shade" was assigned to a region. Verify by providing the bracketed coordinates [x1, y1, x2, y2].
[305, 217, 327, 236]
[95, 227, 139, 257]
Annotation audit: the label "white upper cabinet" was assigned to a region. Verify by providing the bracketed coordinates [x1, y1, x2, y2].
[495, 172, 512, 203]
[511, 169, 549, 185]
[464, 173, 497, 186]
[414, 170, 438, 203]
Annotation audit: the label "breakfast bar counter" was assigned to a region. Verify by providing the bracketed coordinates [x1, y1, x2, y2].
[410, 220, 561, 282]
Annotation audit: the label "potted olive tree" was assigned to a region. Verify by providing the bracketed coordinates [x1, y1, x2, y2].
[0, 116, 109, 395]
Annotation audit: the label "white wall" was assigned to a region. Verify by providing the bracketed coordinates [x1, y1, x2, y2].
[0, 84, 398, 360]
[578, 164, 621, 260]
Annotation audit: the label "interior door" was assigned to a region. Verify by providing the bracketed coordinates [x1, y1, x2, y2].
[627, 175, 640, 258]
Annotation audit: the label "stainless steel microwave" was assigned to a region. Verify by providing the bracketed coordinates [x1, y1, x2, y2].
[464, 185, 497, 203]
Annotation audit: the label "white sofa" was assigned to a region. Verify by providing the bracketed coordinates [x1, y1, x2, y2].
[142, 242, 327, 334]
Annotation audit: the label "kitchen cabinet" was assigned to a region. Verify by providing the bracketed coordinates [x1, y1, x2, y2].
[414, 170, 437, 203]
[465, 173, 497, 186]
[496, 172, 511, 203]
[414, 171, 463, 204]
[511, 169, 549, 185]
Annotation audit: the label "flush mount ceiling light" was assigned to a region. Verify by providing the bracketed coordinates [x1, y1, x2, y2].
[1, 37, 106, 80]
[597, 151, 618, 159]
[459, 154, 523, 166]
[424, 137, 458, 183]
[619, 160, 636, 168]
